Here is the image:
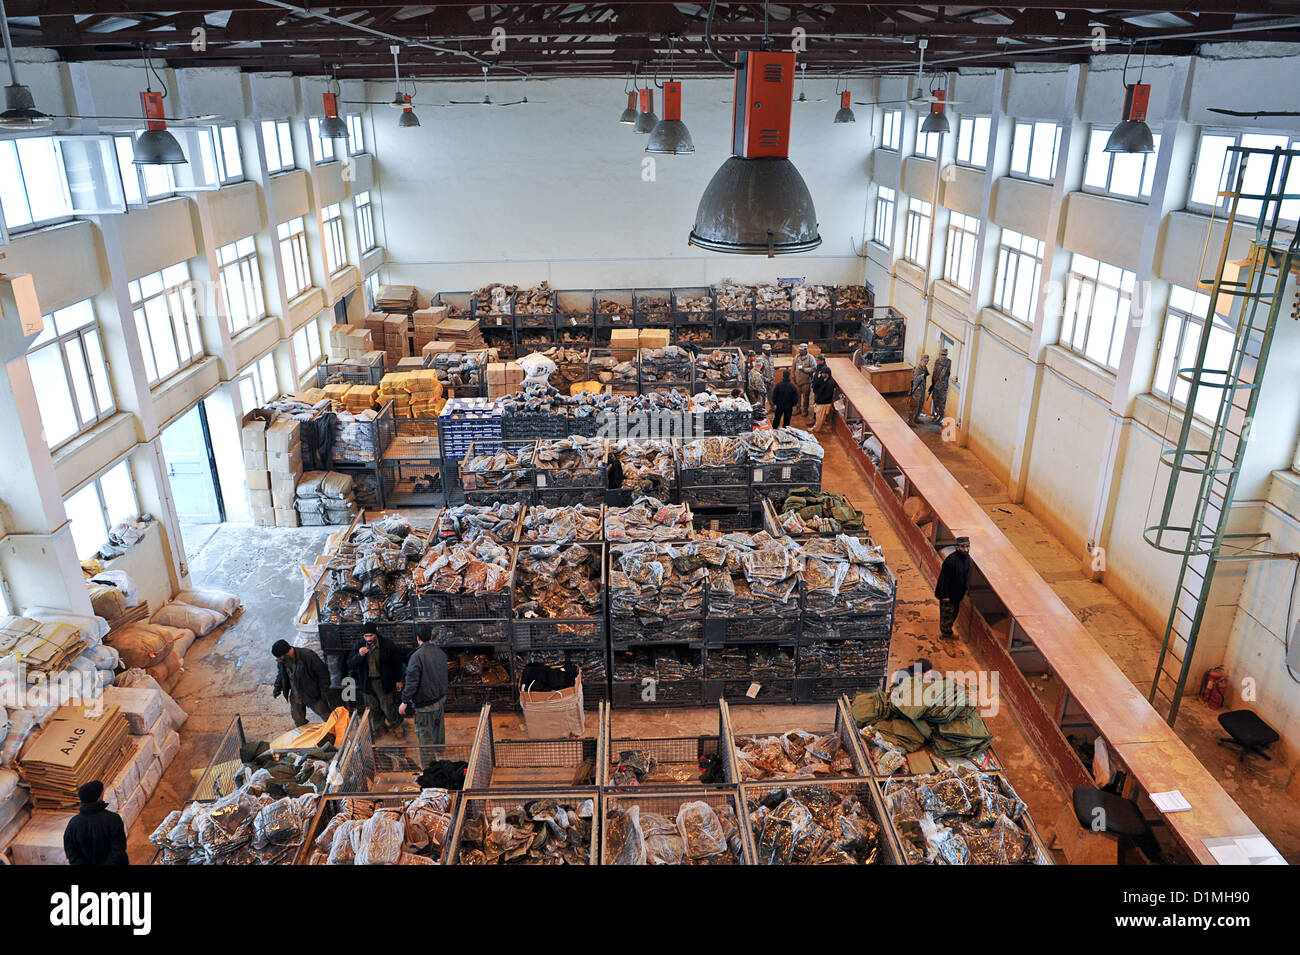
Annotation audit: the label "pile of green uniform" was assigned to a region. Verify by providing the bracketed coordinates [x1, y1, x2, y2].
[852, 675, 993, 759]
[776, 487, 865, 533]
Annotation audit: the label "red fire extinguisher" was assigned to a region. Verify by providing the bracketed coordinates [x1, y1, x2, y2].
[1199, 666, 1229, 709]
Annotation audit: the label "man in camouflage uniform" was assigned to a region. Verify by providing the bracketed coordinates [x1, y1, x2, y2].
[929, 347, 952, 423]
[909, 354, 930, 425]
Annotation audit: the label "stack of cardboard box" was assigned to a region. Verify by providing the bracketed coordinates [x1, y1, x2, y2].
[327, 324, 374, 360]
[412, 305, 448, 354]
[241, 413, 273, 526]
[430, 317, 484, 349]
[323, 382, 352, 404]
[378, 372, 412, 417]
[610, 328, 639, 362]
[266, 417, 302, 527]
[341, 384, 380, 415]
[487, 361, 525, 399]
[362, 312, 410, 365]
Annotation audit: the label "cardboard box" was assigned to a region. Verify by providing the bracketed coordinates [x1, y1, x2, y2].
[639, 329, 671, 350]
[243, 447, 266, 470]
[412, 305, 448, 328]
[8, 812, 74, 865]
[267, 445, 302, 474]
[265, 417, 301, 453]
[271, 475, 298, 509]
[251, 505, 275, 526]
[244, 467, 270, 491]
[610, 328, 639, 362]
[274, 508, 300, 528]
[248, 488, 273, 510]
[240, 415, 268, 452]
[422, 340, 456, 357]
[487, 362, 507, 385]
[324, 383, 352, 400]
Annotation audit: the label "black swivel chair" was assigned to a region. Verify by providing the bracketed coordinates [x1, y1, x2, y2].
[1072, 786, 1164, 864]
[1218, 709, 1280, 762]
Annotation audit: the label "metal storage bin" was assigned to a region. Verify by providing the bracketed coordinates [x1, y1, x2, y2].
[633, 287, 674, 328]
[740, 777, 898, 865]
[610, 643, 706, 708]
[462, 702, 606, 790]
[513, 285, 556, 329]
[594, 289, 635, 343]
[555, 289, 597, 344]
[459, 440, 536, 507]
[601, 788, 750, 863]
[602, 703, 734, 787]
[513, 647, 609, 709]
[510, 542, 606, 649]
[444, 788, 600, 864]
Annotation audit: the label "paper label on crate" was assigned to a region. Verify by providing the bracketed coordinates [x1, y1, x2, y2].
[496, 317, 503, 326]
[746, 682, 761, 699]
[536, 474, 547, 488]
[752, 469, 762, 483]
[782, 466, 792, 481]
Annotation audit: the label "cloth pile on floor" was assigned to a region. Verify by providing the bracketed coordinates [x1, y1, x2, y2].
[747, 785, 882, 865]
[800, 535, 893, 615]
[296, 471, 360, 526]
[414, 537, 512, 595]
[435, 502, 522, 542]
[734, 729, 856, 780]
[518, 504, 603, 543]
[605, 497, 693, 541]
[774, 487, 865, 534]
[607, 800, 745, 865]
[307, 789, 456, 865]
[456, 797, 594, 864]
[882, 767, 1039, 865]
[852, 674, 994, 763]
[513, 544, 602, 619]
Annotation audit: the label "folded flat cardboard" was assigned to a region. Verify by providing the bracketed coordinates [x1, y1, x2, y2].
[243, 448, 266, 470]
[265, 417, 301, 453]
[248, 488, 272, 509]
[274, 508, 300, 528]
[422, 340, 456, 357]
[245, 468, 271, 491]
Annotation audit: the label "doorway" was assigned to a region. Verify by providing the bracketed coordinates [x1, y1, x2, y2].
[160, 401, 226, 557]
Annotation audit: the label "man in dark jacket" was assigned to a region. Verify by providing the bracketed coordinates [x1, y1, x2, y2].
[934, 536, 972, 638]
[399, 626, 449, 754]
[771, 370, 799, 429]
[63, 781, 128, 865]
[348, 630, 407, 734]
[272, 639, 334, 726]
[811, 366, 838, 433]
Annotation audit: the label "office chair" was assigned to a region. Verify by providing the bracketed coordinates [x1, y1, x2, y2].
[1072, 786, 1163, 864]
[1218, 709, 1279, 762]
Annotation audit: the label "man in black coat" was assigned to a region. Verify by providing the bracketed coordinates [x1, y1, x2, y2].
[811, 365, 838, 433]
[347, 629, 407, 733]
[934, 536, 971, 638]
[63, 781, 129, 865]
[272, 639, 335, 726]
[771, 370, 799, 429]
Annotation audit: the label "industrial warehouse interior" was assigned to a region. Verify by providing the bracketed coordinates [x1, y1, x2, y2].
[0, 0, 1296, 901]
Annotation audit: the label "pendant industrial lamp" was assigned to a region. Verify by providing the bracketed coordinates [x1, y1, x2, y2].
[619, 66, 639, 124]
[1105, 44, 1154, 154]
[920, 88, 950, 134]
[833, 76, 855, 124]
[0, 0, 50, 128]
[634, 87, 657, 134]
[318, 66, 349, 140]
[646, 38, 694, 156]
[133, 47, 186, 165]
[688, 0, 820, 256]
[391, 46, 421, 127]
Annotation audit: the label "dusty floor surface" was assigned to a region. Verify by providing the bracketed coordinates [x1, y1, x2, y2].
[126, 401, 1297, 864]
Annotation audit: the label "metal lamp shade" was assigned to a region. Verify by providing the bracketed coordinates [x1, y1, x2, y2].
[646, 118, 694, 156]
[0, 84, 51, 129]
[319, 114, 349, 139]
[133, 128, 186, 165]
[689, 156, 822, 255]
[920, 110, 950, 134]
[1105, 119, 1154, 154]
[634, 108, 658, 134]
[398, 108, 421, 128]
[834, 106, 856, 124]
[619, 106, 638, 124]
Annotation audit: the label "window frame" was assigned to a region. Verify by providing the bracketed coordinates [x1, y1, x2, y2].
[217, 236, 267, 335]
[129, 261, 204, 387]
[992, 228, 1046, 325]
[322, 202, 349, 275]
[1082, 125, 1162, 201]
[355, 190, 377, 253]
[27, 300, 116, 450]
[914, 115, 940, 160]
[0, 135, 128, 232]
[1060, 253, 1138, 371]
[293, 322, 323, 373]
[942, 211, 981, 292]
[261, 119, 296, 175]
[872, 186, 896, 248]
[308, 116, 338, 164]
[1009, 120, 1063, 183]
[1152, 284, 1236, 423]
[902, 196, 932, 269]
[213, 124, 244, 184]
[364, 271, 382, 313]
[64, 460, 139, 560]
[880, 109, 902, 151]
[347, 114, 365, 155]
[1186, 126, 1300, 223]
[955, 115, 992, 169]
[277, 216, 312, 299]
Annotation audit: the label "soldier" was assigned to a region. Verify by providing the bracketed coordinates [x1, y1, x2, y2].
[909, 354, 931, 425]
[754, 344, 776, 409]
[930, 347, 952, 423]
[792, 342, 819, 417]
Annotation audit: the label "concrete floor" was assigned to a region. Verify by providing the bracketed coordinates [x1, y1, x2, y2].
[125, 401, 1297, 863]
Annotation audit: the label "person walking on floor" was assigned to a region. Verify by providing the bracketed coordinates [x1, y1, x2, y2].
[792, 342, 818, 417]
[811, 365, 838, 433]
[929, 347, 952, 423]
[272, 640, 335, 727]
[348, 629, 407, 734]
[934, 536, 972, 639]
[909, 354, 931, 425]
[63, 781, 129, 865]
[771, 370, 798, 429]
[399, 625, 449, 752]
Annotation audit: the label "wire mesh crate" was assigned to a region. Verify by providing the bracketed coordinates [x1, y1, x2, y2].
[633, 287, 674, 328]
[593, 289, 635, 328]
[691, 346, 745, 394]
[672, 286, 715, 327]
[601, 788, 750, 864]
[425, 618, 513, 647]
[602, 703, 732, 787]
[739, 776, 899, 866]
[749, 458, 823, 487]
[510, 542, 605, 648]
[610, 644, 706, 708]
[726, 696, 871, 778]
[445, 645, 517, 712]
[704, 612, 799, 646]
[316, 359, 387, 389]
[513, 286, 556, 329]
[513, 648, 609, 709]
[533, 437, 607, 488]
[555, 288, 596, 334]
[463, 702, 606, 790]
[609, 614, 704, 647]
[327, 708, 484, 796]
[298, 792, 458, 865]
[586, 346, 639, 396]
[705, 642, 798, 705]
[691, 504, 761, 533]
[459, 440, 536, 505]
[682, 485, 752, 509]
[443, 788, 600, 864]
[638, 347, 694, 394]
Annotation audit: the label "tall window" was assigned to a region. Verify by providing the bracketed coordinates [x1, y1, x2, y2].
[1188, 128, 1300, 222]
[347, 114, 365, 155]
[308, 117, 338, 164]
[1060, 254, 1137, 370]
[64, 461, 138, 559]
[914, 115, 941, 159]
[881, 109, 902, 150]
[238, 353, 280, 409]
[956, 116, 991, 168]
[902, 197, 932, 268]
[365, 272, 381, 313]
[294, 322, 323, 372]
[130, 262, 203, 386]
[1009, 120, 1062, 182]
[355, 191, 376, 253]
[27, 300, 115, 449]
[322, 203, 348, 274]
[943, 212, 981, 292]
[214, 124, 243, 183]
[1083, 126, 1161, 199]
[1153, 285, 1236, 422]
[277, 217, 311, 298]
[0, 137, 73, 230]
[218, 236, 266, 335]
[261, 120, 295, 174]
[114, 134, 176, 204]
[873, 187, 896, 247]
[993, 229, 1046, 324]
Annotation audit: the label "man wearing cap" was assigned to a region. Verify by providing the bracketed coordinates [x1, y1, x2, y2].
[929, 347, 953, 422]
[934, 537, 972, 639]
[754, 344, 776, 410]
[792, 342, 818, 418]
[63, 780, 129, 865]
[909, 354, 931, 425]
[272, 639, 334, 727]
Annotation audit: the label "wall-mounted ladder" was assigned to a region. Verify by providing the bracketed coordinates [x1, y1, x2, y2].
[1144, 145, 1300, 724]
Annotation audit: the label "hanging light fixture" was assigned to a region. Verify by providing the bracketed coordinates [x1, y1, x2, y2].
[1105, 45, 1153, 153]
[920, 88, 950, 134]
[390, 45, 421, 127]
[398, 93, 420, 127]
[619, 66, 638, 124]
[634, 87, 657, 134]
[689, 1, 820, 257]
[647, 38, 693, 156]
[834, 76, 856, 124]
[133, 47, 186, 165]
[318, 66, 349, 140]
[0, 0, 49, 129]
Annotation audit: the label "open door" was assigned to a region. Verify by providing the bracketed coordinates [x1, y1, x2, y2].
[161, 402, 225, 534]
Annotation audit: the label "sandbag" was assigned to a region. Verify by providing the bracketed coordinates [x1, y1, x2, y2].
[115, 668, 187, 729]
[0, 708, 35, 765]
[89, 570, 140, 607]
[106, 623, 170, 669]
[297, 471, 329, 499]
[153, 601, 225, 637]
[176, 587, 240, 618]
[84, 644, 121, 672]
[0, 768, 20, 803]
[145, 647, 181, 686]
[87, 584, 128, 621]
[21, 607, 107, 645]
[318, 471, 355, 501]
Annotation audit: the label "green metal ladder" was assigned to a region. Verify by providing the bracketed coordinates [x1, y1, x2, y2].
[1144, 145, 1300, 724]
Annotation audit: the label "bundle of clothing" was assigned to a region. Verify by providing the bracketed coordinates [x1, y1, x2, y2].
[513, 544, 602, 619]
[705, 534, 803, 613]
[608, 542, 707, 622]
[687, 390, 752, 414]
[748, 785, 882, 865]
[639, 345, 694, 385]
[534, 436, 606, 484]
[792, 284, 832, 311]
[319, 516, 427, 623]
[852, 673, 994, 764]
[605, 496, 693, 541]
[693, 348, 745, 386]
[456, 798, 594, 865]
[754, 283, 793, 310]
[607, 800, 745, 865]
[448, 650, 510, 687]
[306, 790, 455, 865]
[331, 409, 384, 465]
[775, 488, 865, 534]
[295, 471, 359, 526]
[435, 502, 522, 542]
[741, 427, 825, 465]
[680, 435, 747, 471]
[515, 648, 606, 685]
[588, 354, 638, 389]
[882, 767, 1039, 865]
[518, 504, 603, 543]
[714, 283, 753, 314]
[799, 534, 893, 615]
[708, 645, 795, 680]
[427, 351, 485, 391]
[611, 646, 704, 683]
[460, 444, 535, 490]
[413, 537, 512, 595]
[150, 781, 319, 865]
[734, 730, 856, 780]
[499, 385, 566, 417]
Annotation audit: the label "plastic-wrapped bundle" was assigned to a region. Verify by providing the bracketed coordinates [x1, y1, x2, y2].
[414, 537, 512, 595]
[605, 497, 693, 542]
[680, 435, 747, 470]
[608, 541, 707, 621]
[676, 801, 730, 861]
[519, 504, 602, 543]
[436, 503, 522, 542]
[613, 441, 677, 497]
[355, 808, 405, 865]
[748, 786, 882, 865]
[741, 427, 824, 464]
[513, 544, 602, 619]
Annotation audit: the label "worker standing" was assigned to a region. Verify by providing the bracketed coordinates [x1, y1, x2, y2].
[63, 781, 129, 865]
[347, 629, 407, 735]
[272, 640, 335, 727]
[771, 370, 798, 429]
[909, 354, 931, 425]
[399, 625, 449, 753]
[755, 344, 776, 409]
[930, 347, 952, 423]
[811, 364, 838, 433]
[934, 536, 972, 639]
[792, 342, 818, 418]
[746, 360, 767, 408]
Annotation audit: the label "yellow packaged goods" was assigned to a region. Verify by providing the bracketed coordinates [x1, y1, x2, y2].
[324, 383, 352, 400]
[379, 372, 409, 394]
[571, 381, 604, 395]
[348, 384, 380, 405]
